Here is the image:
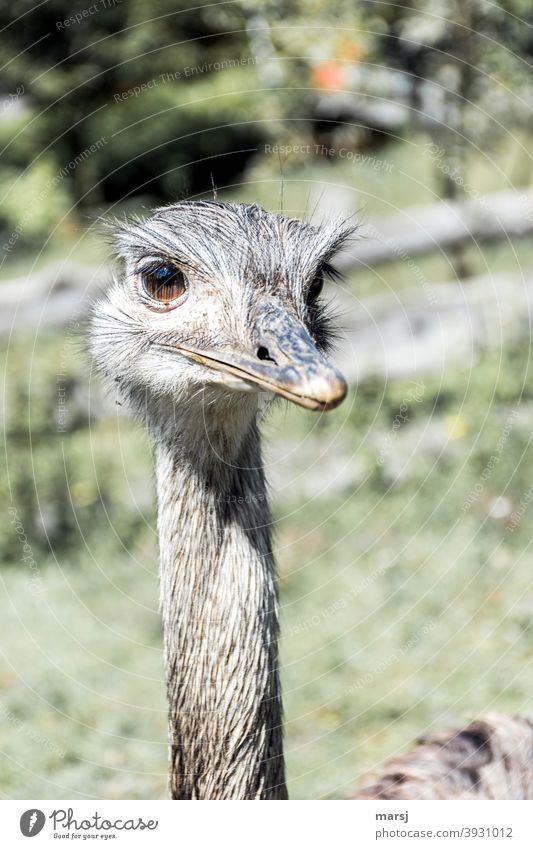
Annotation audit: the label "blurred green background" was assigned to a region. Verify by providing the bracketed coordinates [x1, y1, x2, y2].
[1, 0, 532, 799]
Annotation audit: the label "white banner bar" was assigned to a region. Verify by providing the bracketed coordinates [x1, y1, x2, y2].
[2, 800, 532, 848]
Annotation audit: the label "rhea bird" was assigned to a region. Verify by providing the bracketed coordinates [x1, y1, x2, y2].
[90, 201, 532, 800]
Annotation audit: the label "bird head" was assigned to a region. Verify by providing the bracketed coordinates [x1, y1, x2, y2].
[91, 201, 353, 421]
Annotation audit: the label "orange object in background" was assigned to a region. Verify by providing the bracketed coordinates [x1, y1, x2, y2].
[311, 62, 346, 90]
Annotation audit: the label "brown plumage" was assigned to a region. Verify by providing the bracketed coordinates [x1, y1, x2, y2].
[90, 201, 532, 799]
[356, 715, 533, 799]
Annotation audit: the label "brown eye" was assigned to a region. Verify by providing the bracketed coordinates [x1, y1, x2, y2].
[141, 264, 187, 305]
[307, 273, 324, 304]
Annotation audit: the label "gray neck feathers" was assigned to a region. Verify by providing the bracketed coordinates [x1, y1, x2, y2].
[150, 395, 287, 799]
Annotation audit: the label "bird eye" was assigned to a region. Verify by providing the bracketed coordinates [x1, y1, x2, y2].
[141, 263, 187, 306]
[307, 273, 324, 304]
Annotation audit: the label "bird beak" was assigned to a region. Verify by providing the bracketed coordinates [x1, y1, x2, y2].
[168, 305, 347, 412]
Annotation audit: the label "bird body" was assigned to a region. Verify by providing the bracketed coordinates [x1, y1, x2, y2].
[356, 715, 533, 800]
[91, 200, 532, 800]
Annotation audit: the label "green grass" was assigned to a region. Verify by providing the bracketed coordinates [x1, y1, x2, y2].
[0, 541, 167, 799]
[273, 346, 533, 797]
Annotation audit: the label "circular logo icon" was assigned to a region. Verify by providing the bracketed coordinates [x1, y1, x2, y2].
[20, 810, 46, 837]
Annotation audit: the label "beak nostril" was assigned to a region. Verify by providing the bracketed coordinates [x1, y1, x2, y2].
[257, 346, 277, 364]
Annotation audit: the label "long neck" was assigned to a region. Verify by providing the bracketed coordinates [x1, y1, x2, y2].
[152, 401, 287, 799]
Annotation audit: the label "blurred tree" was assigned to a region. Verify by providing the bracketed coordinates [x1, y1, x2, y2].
[370, 0, 533, 274]
[1, 0, 531, 258]
[0, 0, 275, 240]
